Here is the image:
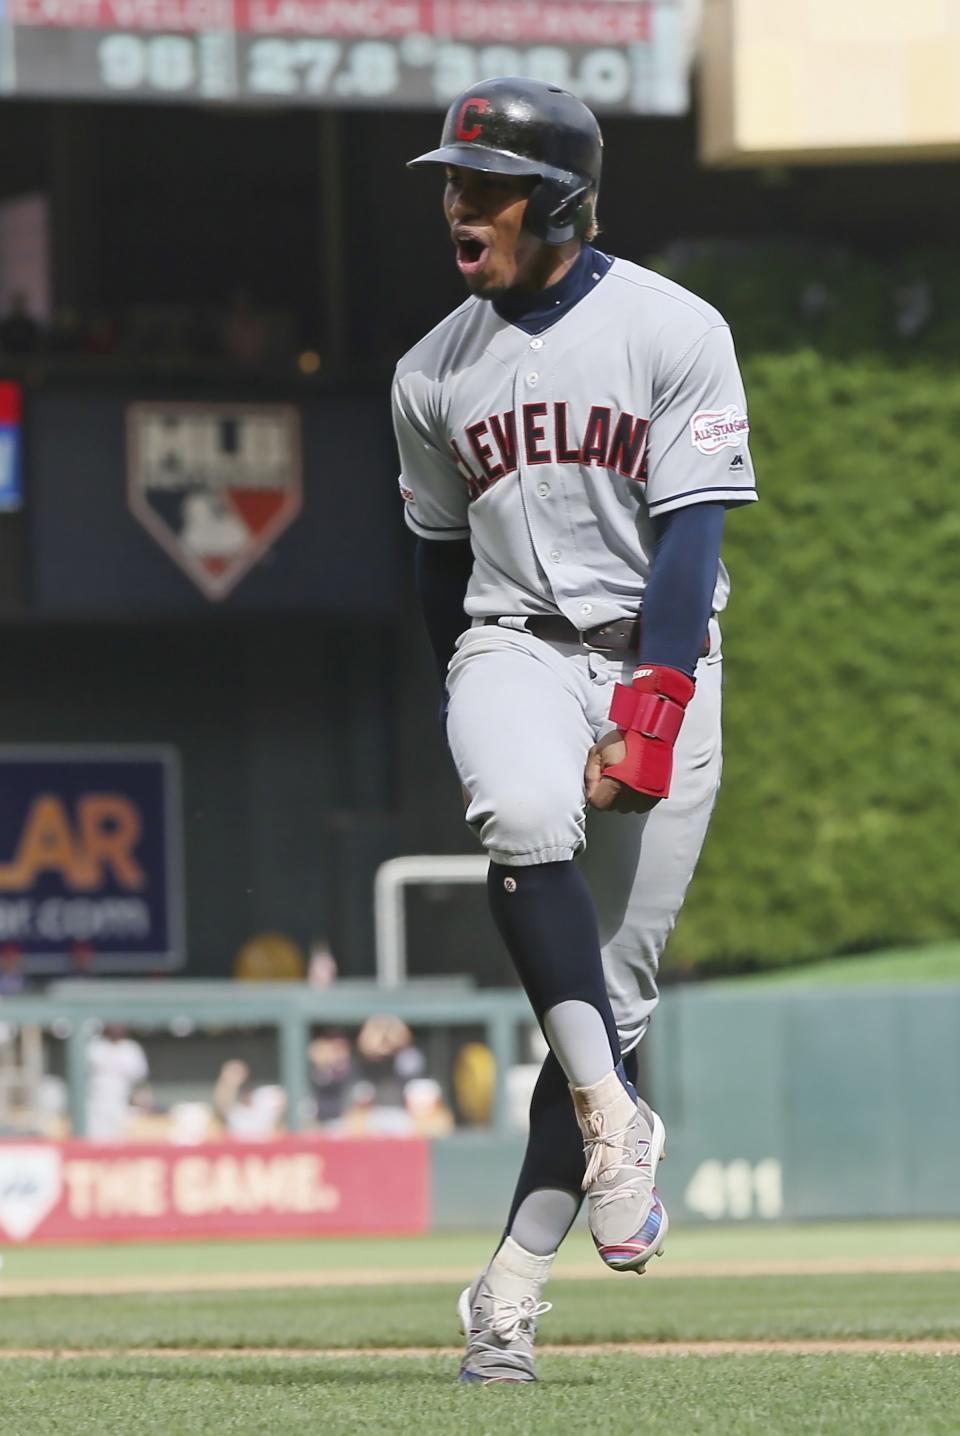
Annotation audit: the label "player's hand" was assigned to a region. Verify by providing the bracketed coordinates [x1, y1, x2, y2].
[585, 731, 661, 814]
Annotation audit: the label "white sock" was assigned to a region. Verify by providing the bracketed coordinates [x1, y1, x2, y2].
[570, 1068, 638, 1131]
[485, 1234, 555, 1302]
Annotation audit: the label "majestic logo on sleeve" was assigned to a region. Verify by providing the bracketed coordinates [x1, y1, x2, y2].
[450, 403, 649, 499]
[690, 405, 749, 455]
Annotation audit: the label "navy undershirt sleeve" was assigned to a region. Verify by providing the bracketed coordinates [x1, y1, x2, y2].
[414, 536, 473, 684]
[639, 503, 725, 677]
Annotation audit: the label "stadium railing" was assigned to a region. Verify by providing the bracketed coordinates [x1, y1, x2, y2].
[0, 980, 531, 1139]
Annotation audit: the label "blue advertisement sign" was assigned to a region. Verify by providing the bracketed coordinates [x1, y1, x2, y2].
[0, 382, 23, 512]
[0, 747, 184, 974]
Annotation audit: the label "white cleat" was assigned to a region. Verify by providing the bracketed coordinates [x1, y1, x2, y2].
[572, 1071, 669, 1273]
[457, 1236, 554, 1383]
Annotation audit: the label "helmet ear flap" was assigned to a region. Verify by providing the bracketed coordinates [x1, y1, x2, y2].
[525, 179, 595, 245]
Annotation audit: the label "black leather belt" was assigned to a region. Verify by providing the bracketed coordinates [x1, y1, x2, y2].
[482, 614, 710, 656]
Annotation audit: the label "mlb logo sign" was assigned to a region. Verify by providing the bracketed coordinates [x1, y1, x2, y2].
[127, 402, 302, 600]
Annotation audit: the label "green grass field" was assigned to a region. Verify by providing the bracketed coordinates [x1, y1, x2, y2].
[724, 939, 960, 987]
[1, 1225, 959, 1435]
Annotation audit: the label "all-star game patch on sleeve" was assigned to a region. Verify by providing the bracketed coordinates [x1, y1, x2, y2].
[391, 370, 471, 542]
[643, 323, 758, 517]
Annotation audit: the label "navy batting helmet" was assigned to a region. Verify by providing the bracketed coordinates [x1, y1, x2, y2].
[408, 76, 603, 245]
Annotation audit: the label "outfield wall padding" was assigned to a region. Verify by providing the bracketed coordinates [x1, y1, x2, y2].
[645, 984, 960, 1222]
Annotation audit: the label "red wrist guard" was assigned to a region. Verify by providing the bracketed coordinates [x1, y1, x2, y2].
[603, 665, 696, 799]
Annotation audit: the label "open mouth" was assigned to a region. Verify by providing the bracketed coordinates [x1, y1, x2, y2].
[454, 234, 490, 277]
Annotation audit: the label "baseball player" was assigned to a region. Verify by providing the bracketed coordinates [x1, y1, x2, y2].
[392, 77, 757, 1383]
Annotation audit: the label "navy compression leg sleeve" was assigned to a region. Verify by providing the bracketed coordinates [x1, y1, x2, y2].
[487, 859, 621, 1069]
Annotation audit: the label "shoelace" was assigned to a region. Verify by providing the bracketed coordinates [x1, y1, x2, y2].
[463, 1287, 554, 1378]
[465, 1294, 552, 1378]
[581, 1110, 653, 1206]
[467, 1292, 552, 1358]
[488, 1294, 553, 1344]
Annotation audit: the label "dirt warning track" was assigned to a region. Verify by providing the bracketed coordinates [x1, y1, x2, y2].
[1, 1254, 959, 1298]
[0, 1341, 958, 1359]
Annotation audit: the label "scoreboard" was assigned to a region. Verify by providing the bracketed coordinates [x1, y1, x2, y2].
[0, 0, 687, 112]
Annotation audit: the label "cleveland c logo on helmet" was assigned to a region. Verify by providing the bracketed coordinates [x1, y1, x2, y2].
[455, 98, 490, 142]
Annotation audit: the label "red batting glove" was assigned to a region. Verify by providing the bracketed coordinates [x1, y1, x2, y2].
[601, 665, 696, 800]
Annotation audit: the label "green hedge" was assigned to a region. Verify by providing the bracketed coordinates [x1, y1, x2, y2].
[650, 245, 960, 362]
[656, 250, 960, 974]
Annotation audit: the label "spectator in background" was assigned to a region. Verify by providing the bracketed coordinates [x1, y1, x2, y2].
[0, 944, 26, 997]
[86, 1024, 149, 1142]
[307, 936, 338, 989]
[307, 1030, 353, 1127]
[336, 1069, 455, 1139]
[213, 1058, 287, 1140]
[329, 1015, 448, 1138]
[404, 1077, 454, 1137]
[69, 941, 97, 979]
[339, 1079, 413, 1137]
[355, 1014, 426, 1108]
[0, 291, 40, 357]
[221, 288, 269, 368]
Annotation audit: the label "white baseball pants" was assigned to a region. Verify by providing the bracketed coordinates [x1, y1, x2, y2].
[446, 619, 723, 1051]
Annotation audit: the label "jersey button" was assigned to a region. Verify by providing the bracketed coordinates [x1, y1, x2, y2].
[580, 603, 593, 617]
[536, 482, 550, 497]
[526, 372, 539, 387]
[529, 337, 544, 350]
[549, 550, 562, 563]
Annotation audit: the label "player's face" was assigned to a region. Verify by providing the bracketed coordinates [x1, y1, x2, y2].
[444, 166, 559, 298]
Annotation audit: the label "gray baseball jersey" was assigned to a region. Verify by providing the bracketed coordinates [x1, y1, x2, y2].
[392, 257, 757, 629]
